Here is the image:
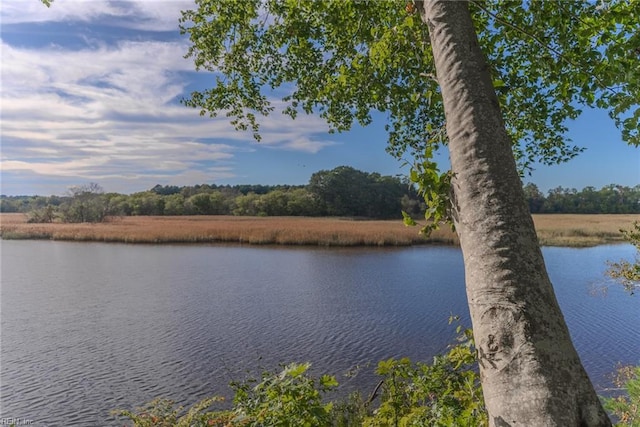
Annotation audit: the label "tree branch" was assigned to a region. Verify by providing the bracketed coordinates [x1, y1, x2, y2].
[470, 0, 620, 98]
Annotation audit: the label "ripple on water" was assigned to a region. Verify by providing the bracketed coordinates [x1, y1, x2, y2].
[1, 242, 637, 425]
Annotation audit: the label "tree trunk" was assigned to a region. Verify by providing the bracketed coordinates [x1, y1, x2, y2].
[417, 1, 611, 425]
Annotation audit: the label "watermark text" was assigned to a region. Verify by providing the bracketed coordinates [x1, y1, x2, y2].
[0, 418, 34, 425]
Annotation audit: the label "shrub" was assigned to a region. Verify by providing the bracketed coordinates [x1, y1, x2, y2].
[362, 326, 486, 427]
[26, 205, 56, 223]
[230, 362, 338, 426]
[113, 396, 231, 427]
[115, 323, 488, 426]
[603, 366, 640, 426]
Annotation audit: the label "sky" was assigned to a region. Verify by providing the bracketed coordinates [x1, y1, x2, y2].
[1, 0, 638, 197]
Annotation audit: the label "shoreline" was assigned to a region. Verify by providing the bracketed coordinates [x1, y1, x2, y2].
[0, 213, 636, 248]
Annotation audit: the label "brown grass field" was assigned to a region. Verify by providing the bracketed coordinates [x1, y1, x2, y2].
[0, 213, 637, 247]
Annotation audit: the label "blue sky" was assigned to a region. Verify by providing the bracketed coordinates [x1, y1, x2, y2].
[1, 0, 638, 196]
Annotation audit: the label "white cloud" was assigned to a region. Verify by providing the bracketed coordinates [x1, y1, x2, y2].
[0, 21, 339, 194]
[280, 138, 338, 153]
[1, 0, 195, 32]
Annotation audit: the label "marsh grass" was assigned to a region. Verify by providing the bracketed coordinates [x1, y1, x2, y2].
[532, 214, 636, 247]
[0, 214, 456, 246]
[1, 213, 636, 247]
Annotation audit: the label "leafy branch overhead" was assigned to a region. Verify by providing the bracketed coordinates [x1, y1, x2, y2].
[179, 0, 639, 230]
[179, 0, 639, 157]
[607, 221, 640, 294]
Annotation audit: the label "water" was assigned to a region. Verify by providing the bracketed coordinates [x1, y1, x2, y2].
[1, 241, 638, 426]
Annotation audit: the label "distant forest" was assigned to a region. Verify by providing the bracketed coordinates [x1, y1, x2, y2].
[522, 182, 640, 214]
[1, 166, 639, 223]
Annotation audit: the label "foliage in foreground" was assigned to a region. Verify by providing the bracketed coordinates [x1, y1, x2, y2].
[364, 326, 485, 427]
[114, 334, 640, 427]
[114, 397, 231, 427]
[115, 326, 486, 426]
[603, 366, 640, 426]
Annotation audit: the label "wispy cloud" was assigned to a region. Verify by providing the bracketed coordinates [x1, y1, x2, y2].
[1, 0, 194, 31]
[0, 1, 339, 195]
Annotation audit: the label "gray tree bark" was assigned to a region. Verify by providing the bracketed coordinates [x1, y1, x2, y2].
[417, 1, 611, 425]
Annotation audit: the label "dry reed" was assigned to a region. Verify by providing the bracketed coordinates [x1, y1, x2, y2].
[532, 214, 637, 247]
[0, 214, 455, 246]
[1, 213, 636, 247]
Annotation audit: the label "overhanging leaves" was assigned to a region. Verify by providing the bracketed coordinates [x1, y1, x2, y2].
[179, 0, 639, 226]
[180, 0, 639, 164]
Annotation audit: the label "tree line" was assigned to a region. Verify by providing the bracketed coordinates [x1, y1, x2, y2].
[2, 166, 425, 223]
[523, 183, 640, 214]
[2, 168, 638, 224]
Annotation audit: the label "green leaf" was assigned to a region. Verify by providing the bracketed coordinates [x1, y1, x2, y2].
[402, 210, 417, 227]
[320, 374, 339, 388]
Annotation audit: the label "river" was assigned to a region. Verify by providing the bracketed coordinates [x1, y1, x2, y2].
[1, 241, 638, 426]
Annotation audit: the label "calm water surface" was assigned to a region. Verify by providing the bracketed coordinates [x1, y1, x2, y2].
[1, 241, 638, 426]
